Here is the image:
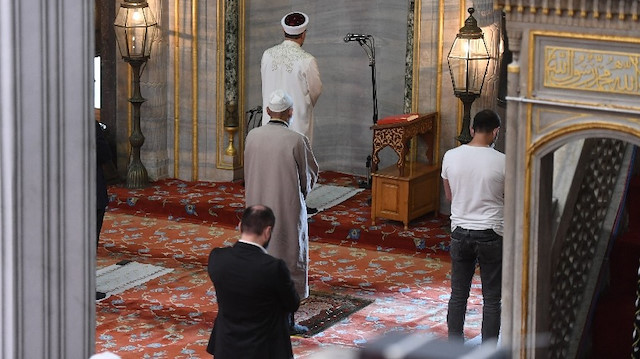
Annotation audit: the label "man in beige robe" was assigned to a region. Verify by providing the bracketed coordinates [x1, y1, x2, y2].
[244, 89, 319, 333]
[261, 11, 322, 145]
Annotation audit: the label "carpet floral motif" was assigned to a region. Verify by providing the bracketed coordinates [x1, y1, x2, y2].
[96, 172, 484, 358]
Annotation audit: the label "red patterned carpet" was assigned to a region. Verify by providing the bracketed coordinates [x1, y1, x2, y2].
[105, 172, 452, 254]
[96, 172, 483, 358]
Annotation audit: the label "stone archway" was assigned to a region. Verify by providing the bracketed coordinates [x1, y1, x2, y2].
[496, 4, 640, 356]
[503, 102, 640, 358]
[523, 127, 637, 358]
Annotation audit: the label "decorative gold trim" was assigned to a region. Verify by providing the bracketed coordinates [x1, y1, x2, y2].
[456, 0, 465, 142]
[534, 108, 591, 135]
[530, 30, 640, 50]
[507, 63, 520, 73]
[528, 30, 640, 102]
[527, 95, 640, 114]
[521, 102, 533, 359]
[529, 121, 640, 155]
[527, 31, 535, 99]
[216, 0, 225, 168]
[224, 126, 239, 156]
[526, 101, 532, 184]
[408, 0, 422, 166]
[411, 0, 421, 114]
[173, 0, 180, 177]
[192, 0, 199, 180]
[435, 0, 445, 163]
[238, 0, 246, 168]
[127, 66, 132, 157]
[543, 46, 640, 97]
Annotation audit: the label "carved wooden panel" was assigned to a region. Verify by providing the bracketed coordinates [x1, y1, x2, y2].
[548, 138, 626, 358]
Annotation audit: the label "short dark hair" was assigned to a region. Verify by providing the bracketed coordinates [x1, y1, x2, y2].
[241, 205, 275, 236]
[472, 109, 501, 134]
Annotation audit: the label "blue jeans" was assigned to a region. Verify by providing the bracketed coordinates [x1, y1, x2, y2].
[447, 227, 502, 342]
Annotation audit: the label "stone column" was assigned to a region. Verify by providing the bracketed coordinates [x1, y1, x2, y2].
[0, 0, 96, 358]
[502, 27, 522, 355]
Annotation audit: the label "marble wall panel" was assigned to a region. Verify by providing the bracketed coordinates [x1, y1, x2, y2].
[246, 0, 410, 176]
[114, 0, 504, 185]
[436, 0, 465, 160]
[199, 0, 225, 180]
[162, 0, 223, 181]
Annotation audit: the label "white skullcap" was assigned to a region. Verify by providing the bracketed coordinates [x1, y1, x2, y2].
[268, 89, 293, 112]
[281, 12, 309, 36]
[90, 352, 122, 359]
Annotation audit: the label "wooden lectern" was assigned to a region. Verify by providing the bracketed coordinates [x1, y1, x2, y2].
[370, 112, 439, 229]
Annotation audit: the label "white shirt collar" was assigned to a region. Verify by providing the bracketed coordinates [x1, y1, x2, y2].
[238, 239, 268, 254]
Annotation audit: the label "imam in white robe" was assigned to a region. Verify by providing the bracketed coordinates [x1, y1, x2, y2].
[261, 40, 322, 144]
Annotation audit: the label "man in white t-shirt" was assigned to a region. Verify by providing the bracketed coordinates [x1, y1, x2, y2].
[441, 109, 505, 343]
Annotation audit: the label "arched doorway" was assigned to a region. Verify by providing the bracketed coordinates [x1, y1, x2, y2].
[497, 5, 640, 354]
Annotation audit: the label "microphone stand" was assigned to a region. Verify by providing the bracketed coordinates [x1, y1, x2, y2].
[356, 37, 378, 125]
[345, 35, 378, 189]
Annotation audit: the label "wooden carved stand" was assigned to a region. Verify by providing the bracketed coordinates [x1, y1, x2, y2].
[370, 112, 439, 230]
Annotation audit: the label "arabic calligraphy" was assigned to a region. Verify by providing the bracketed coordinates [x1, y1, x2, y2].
[545, 46, 640, 96]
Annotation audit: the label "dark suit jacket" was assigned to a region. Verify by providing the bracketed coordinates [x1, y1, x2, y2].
[207, 241, 300, 359]
[96, 121, 111, 210]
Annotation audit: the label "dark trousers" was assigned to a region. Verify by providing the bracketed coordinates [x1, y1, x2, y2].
[97, 207, 106, 246]
[447, 227, 502, 342]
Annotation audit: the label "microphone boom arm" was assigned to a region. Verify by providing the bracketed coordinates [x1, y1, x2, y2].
[346, 35, 378, 124]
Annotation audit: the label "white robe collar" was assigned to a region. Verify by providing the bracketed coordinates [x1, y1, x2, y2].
[268, 119, 289, 127]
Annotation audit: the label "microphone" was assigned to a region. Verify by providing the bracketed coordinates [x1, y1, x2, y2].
[344, 33, 371, 42]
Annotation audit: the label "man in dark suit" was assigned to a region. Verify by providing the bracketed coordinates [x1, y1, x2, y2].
[96, 117, 112, 301]
[96, 118, 111, 246]
[207, 205, 301, 359]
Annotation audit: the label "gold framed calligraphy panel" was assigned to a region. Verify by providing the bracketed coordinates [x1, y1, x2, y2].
[530, 31, 640, 111]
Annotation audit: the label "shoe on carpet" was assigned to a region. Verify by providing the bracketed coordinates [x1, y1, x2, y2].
[306, 206, 318, 215]
[289, 323, 309, 336]
[96, 291, 106, 301]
